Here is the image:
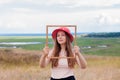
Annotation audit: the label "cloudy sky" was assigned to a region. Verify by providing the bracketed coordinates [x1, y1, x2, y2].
[0, 0, 120, 33]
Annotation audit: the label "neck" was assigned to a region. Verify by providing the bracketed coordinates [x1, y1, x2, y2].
[60, 44, 66, 51]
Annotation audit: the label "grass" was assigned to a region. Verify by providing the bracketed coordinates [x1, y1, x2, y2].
[0, 36, 53, 50]
[0, 49, 120, 80]
[0, 49, 41, 66]
[1, 36, 119, 56]
[0, 36, 120, 56]
[0, 36, 120, 80]
[77, 37, 120, 56]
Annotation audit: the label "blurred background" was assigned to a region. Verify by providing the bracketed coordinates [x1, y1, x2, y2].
[0, 0, 120, 80]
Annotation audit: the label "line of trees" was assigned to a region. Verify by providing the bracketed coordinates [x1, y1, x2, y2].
[84, 32, 120, 38]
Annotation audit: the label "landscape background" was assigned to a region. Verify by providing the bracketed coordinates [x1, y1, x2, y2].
[0, 0, 120, 80]
[0, 32, 120, 80]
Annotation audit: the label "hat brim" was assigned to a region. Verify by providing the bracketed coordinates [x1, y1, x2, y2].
[52, 29, 74, 42]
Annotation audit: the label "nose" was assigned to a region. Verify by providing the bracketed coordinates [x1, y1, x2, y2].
[59, 35, 62, 38]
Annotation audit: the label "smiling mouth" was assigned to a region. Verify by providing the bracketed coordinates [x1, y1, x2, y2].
[59, 40, 63, 42]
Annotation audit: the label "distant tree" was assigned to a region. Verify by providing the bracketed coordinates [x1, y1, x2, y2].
[84, 32, 120, 38]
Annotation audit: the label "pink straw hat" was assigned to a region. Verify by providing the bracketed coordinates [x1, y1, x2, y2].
[52, 27, 74, 42]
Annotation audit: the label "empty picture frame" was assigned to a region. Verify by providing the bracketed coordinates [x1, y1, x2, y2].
[46, 25, 77, 59]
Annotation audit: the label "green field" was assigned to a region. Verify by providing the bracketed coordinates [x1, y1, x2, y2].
[0, 36, 120, 56]
[0, 36, 120, 80]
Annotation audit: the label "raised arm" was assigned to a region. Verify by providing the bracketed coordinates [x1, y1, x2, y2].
[74, 46, 87, 69]
[39, 46, 50, 68]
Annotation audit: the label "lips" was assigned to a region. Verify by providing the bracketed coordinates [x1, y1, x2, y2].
[59, 40, 63, 42]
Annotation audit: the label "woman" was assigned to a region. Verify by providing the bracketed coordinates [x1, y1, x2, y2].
[40, 27, 87, 80]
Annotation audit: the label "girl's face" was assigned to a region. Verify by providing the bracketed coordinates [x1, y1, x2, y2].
[57, 31, 66, 45]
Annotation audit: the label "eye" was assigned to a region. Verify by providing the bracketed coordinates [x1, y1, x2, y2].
[57, 33, 60, 37]
[61, 34, 65, 36]
[61, 32, 66, 36]
[57, 34, 60, 37]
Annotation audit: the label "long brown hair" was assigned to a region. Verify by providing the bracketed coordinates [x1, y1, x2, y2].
[51, 32, 76, 68]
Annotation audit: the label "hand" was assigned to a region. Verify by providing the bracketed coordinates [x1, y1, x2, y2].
[43, 46, 49, 56]
[74, 46, 80, 55]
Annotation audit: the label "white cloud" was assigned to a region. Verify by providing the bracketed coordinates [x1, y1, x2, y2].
[1, 0, 120, 8]
[0, 0, 120, 33]
[1, 8, 120, 33]
[0, 0, 13, 4]
[94, 8, 120, 26]
[34, 0, 120, 8]
[12, 8, 32, 13]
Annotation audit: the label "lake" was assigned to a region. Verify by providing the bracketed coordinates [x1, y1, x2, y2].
[0, 42, 53, 49]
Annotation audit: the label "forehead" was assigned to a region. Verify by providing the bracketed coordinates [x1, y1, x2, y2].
[57, 30, 65, 34]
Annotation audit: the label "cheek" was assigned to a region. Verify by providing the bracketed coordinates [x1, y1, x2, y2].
[64, 36, 66, 41]
[57, 37, 59, 41]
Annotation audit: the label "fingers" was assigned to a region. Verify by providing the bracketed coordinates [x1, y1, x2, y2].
[74, 46, 80, 50]
[74, 46, 80, 54]
[43, 46, 49, 55]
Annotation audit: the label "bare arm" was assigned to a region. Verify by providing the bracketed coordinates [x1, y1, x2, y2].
[39, 53, 48, 68]
[76, 52, 87, 69]
[74, 46, 87, 69]
[39, 46, 50, 68]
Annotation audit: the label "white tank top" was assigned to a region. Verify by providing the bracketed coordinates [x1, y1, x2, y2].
[47, 50, 74, 79]
[51, 58, 74, 79]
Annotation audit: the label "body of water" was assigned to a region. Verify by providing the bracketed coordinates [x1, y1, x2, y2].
[0, 33, 47, 36]
[0, 33, 85, 36]
[0, 42, 53, 49]
[0, 42, 43, 45]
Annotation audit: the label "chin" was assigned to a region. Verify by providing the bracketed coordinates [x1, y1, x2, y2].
[59, 43, 65, 45]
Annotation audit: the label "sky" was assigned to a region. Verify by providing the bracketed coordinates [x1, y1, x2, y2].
[0, 0, 120, 34]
